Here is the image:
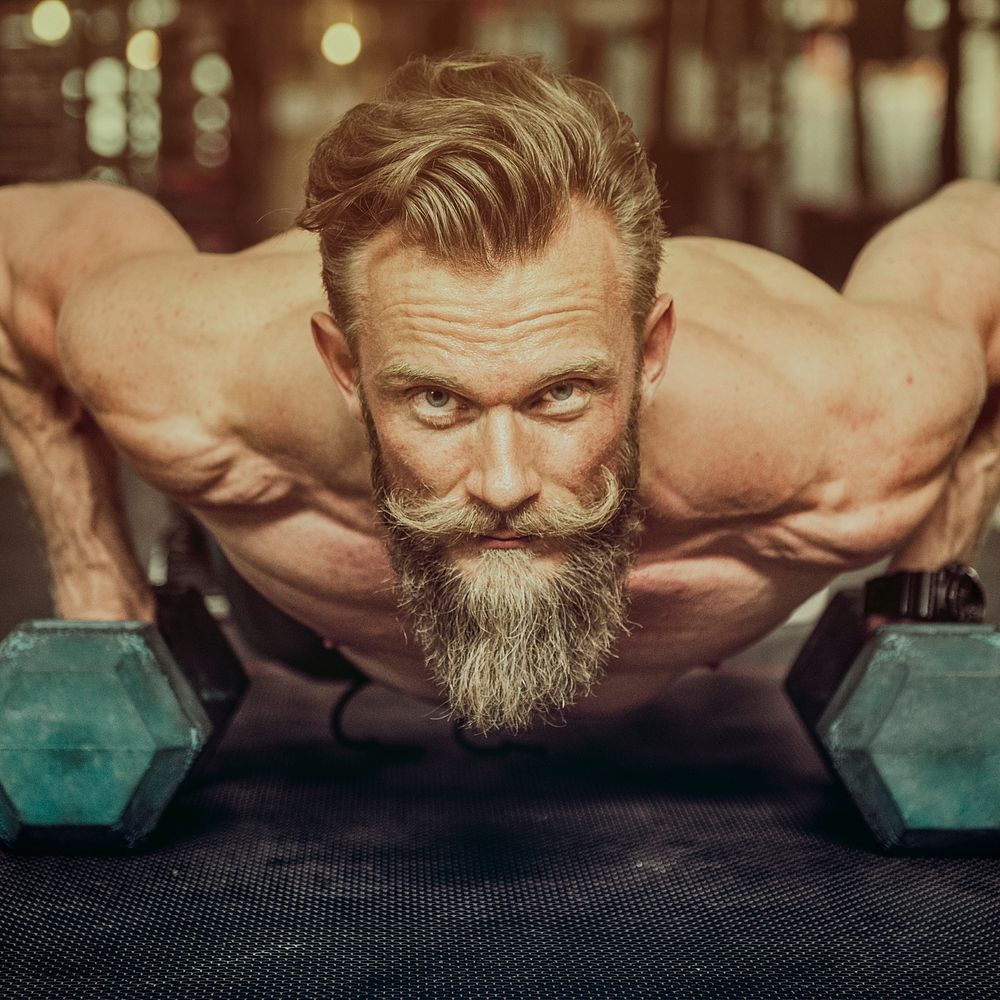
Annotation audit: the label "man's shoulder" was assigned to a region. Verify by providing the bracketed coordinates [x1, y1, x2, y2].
[56, 243, 365, 505]
[56, 247, 257, 417]
[643, 237, 848, 517]
[643, 239, 976, 567]
[660, 235, 842, 311]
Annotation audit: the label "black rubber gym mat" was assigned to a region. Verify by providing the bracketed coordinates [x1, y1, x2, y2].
[1, 647, 997, 999]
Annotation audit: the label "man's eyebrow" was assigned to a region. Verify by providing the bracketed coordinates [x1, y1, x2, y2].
[375, 362, 465, 393]
[534, 357, 618, 386]
[374, 357, 619, 395]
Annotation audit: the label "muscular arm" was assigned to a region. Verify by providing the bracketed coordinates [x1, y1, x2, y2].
[0, 181, 194, 620]
[842, 180, 1000, 571]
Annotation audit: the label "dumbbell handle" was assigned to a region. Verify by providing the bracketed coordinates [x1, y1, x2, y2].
[151, 584, 249, 733]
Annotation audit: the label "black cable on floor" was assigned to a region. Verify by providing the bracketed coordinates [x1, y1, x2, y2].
[328, 678, 425, 762]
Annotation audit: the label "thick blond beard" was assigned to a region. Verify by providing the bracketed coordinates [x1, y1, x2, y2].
[363, 398, 643, 734]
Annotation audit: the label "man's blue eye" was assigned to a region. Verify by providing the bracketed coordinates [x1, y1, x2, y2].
[425, 389, 451, 408]
[549, 384, 574, 401]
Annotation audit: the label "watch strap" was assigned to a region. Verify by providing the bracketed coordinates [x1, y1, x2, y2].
[863, 563, 986, 623]
[863, 571, 936, 620]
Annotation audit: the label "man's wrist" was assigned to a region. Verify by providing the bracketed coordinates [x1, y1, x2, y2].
[52, 576, 157, 622]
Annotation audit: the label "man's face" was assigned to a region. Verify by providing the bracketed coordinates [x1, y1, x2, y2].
[314, 203, 673, 732]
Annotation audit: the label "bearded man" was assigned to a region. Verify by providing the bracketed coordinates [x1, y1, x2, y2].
[1, 52, 998, 734]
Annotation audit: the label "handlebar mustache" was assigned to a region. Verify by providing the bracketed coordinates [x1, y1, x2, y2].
[379, 466, 625, 541]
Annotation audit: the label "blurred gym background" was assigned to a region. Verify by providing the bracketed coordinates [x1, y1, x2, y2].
[2, 0, 998, 266]
[1, 0, 999, 644]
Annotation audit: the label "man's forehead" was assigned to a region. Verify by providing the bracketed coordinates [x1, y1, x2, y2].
[355, 201, 630, 333]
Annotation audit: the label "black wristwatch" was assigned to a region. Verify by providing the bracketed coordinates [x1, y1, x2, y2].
[863, 562, 986, 624]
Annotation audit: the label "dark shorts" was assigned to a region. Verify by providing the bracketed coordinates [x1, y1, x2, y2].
[206, 535, 367, 682]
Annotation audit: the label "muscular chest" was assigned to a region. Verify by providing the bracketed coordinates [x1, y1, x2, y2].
[623, 553, 826, 670]
[202, 504, 404, 655]
[198, 501, 830, 682]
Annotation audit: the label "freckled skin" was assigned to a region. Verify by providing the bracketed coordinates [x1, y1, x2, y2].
[53, 193, 998, 714]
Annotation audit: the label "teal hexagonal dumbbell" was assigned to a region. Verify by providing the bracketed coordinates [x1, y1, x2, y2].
[786, 589, 1000, 851]
[0, 620, 213, 849]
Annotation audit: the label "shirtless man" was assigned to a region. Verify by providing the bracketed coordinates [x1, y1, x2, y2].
[1, 52, 998, 734]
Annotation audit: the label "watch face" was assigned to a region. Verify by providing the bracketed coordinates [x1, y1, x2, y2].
[944, 571, 986, 623]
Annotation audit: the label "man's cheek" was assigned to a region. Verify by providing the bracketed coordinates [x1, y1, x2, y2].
[391, 447, 467, 497]
[560, 424, 626, 478]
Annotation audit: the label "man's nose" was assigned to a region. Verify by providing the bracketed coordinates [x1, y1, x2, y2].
[465, 408, 542, 513]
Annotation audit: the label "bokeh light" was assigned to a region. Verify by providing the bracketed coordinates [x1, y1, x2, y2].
[905, 0, 950, 30]
[85, 57, 127, 100]
[962, 0, 1000, 20]
[30, 0, 71, 43]
[128, 0, 180, 29]
[128, 65, 161, 95]
[782, 0, 857, 29]
[86, 165, 127, 185]
[321, 22, 362, 66]
[128, 90, 161, 158]
[191, 53, 232, 96]
[86, 97, 128, 157]
[129, 117, 161, 156]
[60, 67, 84, 101]
[126, 29, 160, 71]
[194, 130, 230, 169]
[193, 95, 230, 132]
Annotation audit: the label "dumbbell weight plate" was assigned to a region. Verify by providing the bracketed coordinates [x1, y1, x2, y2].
[819, 622, 1000, 851]
[0, 620, 212, 850]
[786, 589, 1000, 851]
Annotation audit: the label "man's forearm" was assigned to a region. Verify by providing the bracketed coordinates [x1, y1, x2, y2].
[0, 357, 155, 621]
[0, 183, 156, 621]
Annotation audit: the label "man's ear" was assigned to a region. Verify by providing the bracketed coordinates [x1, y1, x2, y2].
[639, 293, 675, 408]
[311, 312, 363, 423]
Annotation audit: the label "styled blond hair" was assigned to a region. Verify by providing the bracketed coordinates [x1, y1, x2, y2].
[297, 51, 665, 351]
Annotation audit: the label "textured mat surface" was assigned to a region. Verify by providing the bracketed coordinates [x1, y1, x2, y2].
[1, 647, 998, 999]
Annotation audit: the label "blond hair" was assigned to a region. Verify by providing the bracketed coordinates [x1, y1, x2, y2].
[297, 51, 665, 351]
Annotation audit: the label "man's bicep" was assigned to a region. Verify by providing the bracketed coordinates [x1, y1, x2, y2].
[842, 181, 1000, 373]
